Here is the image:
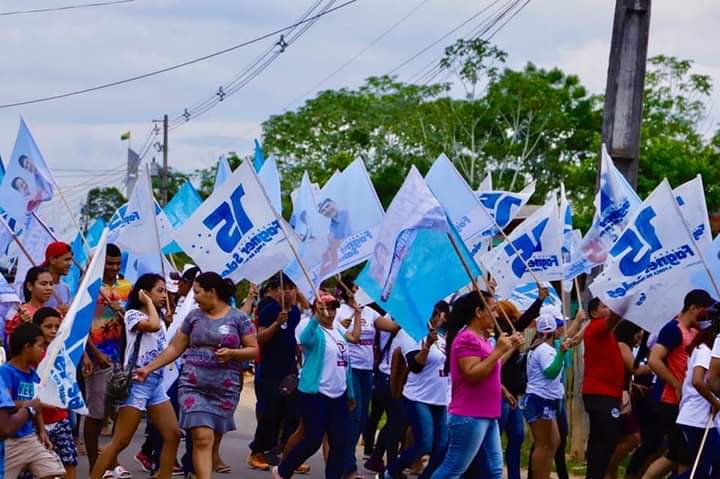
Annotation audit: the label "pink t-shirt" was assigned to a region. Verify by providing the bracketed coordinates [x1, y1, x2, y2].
[449, 328, 501, 418]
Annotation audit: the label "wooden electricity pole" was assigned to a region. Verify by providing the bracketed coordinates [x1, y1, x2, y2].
[569, 0, 652, 461]
[600, 0, 652, 187]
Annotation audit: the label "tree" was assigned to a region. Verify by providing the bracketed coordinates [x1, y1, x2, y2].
[80, 187, 126, 231]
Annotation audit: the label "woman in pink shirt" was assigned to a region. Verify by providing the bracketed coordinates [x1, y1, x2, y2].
[431, 291, 524, 479]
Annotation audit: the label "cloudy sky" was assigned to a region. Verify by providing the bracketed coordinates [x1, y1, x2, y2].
[1, 0, 718, 221]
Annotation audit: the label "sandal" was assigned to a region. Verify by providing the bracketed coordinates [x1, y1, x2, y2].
[113, 465, 132, 478]
[213, 463, 231, 474]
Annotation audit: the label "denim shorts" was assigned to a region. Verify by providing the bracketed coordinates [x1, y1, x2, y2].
[122, 372, 168, 411]
[522, 393, 561, 423]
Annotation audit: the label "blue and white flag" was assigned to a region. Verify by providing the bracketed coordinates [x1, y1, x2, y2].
[589, 180, 710, 334]
[63, 218, 106, 297]
[507, 281, 562, 312]
[214, 156, 232, 190]
[482, 196, 563, 298]
[163, 180, 203, 255]
[674, 175, 711, 251]
[366, 166, 449, 301]
[425, 154, 495, 257]
[477, 181, 535, 238]
[108, 167, 173, 255]
[567, 145, 641, 279]
[175, 159, 297, 284]
[0, 118, 54, 224]
[258, 155, 282, 214]
[36, 228, 109, 414]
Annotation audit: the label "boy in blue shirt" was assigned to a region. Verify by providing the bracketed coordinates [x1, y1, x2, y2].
[0, 322, 65, 479]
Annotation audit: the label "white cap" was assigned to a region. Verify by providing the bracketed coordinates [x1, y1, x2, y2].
[540, 304, 564, 321]
[536, 313, 558, 334]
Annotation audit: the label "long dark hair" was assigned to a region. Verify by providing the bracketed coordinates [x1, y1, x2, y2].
[23, 266, 51, 302]
[126, 273, 165, 311]
[194, 272, 236, 304]
[444, 290, 493, 374]
[614, 321, 641, 348]
[687, 326, 716, 355]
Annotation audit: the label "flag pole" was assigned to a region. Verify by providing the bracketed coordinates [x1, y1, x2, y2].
[574, 277, 583, 311]
[145, 164, 173, 318]
[446, 233, 504, 333]
[689, 415, 713, 479]
[0, 216, 37, 266]
[666, 181, 720, 298]
[473, 254, 517, 333]
[247, 160, 324, 304]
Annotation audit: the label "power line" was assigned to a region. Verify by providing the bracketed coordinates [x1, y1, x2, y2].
[0, 0, 136, 17]
[283, 0, 432, 111]
[165, 0, 340, 132]
[0, 0, 358, 109]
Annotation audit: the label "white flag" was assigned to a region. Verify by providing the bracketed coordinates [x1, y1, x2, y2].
[175, 160, 297, 284]
[36, 229, 109, 414]
[566, 145, 641, 278]
[674, 175, 711, 251]
[482, 197, 563, 297]
[589, 180, 710, 334]
[368, 166, 450, 300]
[13, 215, 54, 298]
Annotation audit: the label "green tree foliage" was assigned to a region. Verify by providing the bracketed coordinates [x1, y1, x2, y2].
[80, 187, 126, 231]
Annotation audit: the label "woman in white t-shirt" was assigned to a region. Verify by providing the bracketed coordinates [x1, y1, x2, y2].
[676, 325, 720, 479]
[273, 291, 355, 479]
[91, 274, 181, 479]
[522, 314, 573, 479]
[335, 278, 399, 478]
[384, 305, 450, 479]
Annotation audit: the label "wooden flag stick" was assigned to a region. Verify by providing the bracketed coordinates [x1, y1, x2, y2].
[446, 233, 504, 333]
[279, 272, 286, 312]
[574, 277, 583, 311]
[0, 216, 37, 267]
[145, 165, 173, 318]
[689, 415, 713, 479]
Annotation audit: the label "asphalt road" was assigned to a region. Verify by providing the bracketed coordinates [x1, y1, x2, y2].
[75, 381, 379, 479]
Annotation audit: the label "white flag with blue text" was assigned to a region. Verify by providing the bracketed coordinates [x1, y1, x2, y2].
[482, 197, 563, 297]
[36, 229, 109, 414]
[589, 180, 710, 334]
[560, 183, 575, 292]
[566, 145, 641, 279]
[368, 166, 450, 301]
[175, 160, 296, 284]
[477, 181, 536, 238]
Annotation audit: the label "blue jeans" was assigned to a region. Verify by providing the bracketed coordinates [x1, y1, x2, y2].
[676, 425, 720, 479]
[345, 368, 373, 474]
[386, 399, 448, 479]
[431, 415, 503, 479]
[500, 398, 525, 479]
[278, 392, 349, 479]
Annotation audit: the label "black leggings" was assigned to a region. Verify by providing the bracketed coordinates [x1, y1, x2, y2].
[626, 396, 664, 475]
[364, 372, 392, 456]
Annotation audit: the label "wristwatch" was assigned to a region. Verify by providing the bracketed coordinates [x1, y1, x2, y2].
[26, 406, 36, 417]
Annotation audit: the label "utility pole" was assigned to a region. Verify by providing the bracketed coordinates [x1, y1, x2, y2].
[162, 114, 169, 205]
[570, 0, 652, 461]
[600, 0, 652, 187]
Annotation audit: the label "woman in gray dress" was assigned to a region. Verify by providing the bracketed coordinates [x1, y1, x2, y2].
[135, 272, 258, 479]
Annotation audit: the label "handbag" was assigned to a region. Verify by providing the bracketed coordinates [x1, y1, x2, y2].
[106, 332, 143, 402]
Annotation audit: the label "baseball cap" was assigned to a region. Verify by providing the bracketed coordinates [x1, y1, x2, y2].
[42, 242, 71, 266]
[540, 304, 564, 321]
[536, 313, 558, 334]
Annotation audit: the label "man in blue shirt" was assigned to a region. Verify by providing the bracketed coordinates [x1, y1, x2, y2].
[0, 322, 65, 479]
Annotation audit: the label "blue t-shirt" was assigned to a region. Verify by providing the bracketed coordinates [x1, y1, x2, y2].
[256, 301, 301, 380]
[0, 374, 17, 478]
[0, 363, 38, 438]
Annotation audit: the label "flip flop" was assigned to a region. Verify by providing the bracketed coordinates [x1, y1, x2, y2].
[113, 465, 132, 478]
[214, 463, 231, 474]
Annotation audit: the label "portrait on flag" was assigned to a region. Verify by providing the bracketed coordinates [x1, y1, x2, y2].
[0, 119, 54, 223]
